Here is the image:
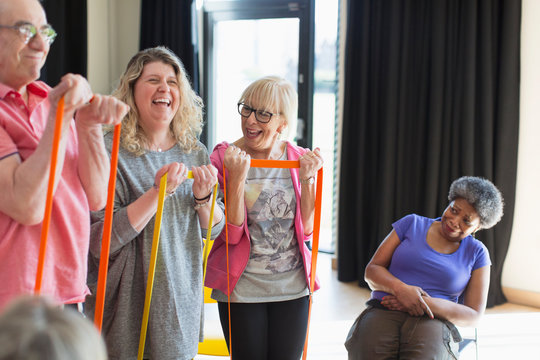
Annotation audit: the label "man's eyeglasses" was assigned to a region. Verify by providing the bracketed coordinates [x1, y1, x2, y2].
[0, 23, 57, 45]
[237, 103, 278, 124]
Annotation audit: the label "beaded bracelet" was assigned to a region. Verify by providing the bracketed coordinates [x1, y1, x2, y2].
[193, 196, 211, 210]
[193, 191, 212, 202]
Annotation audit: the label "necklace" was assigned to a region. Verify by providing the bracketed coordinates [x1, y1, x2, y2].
[148, 145, 163, 152]
[147, 139, 172, 152]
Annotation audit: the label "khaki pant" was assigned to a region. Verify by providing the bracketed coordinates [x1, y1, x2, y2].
[345, 306, 460, 360]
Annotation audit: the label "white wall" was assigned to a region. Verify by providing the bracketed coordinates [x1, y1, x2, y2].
[501, 0, 540, 307]
[87, 0, 141, 95]
[87, 0, 110, 94]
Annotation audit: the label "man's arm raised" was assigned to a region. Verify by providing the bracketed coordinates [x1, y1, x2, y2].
[74, 94, 129, 211]
[0, 75, 92, 224]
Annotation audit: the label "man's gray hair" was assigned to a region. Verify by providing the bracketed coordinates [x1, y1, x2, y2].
[448, 176, 504, 229]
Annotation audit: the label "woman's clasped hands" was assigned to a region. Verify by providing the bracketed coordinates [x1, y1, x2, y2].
[381, 284, 434, 319]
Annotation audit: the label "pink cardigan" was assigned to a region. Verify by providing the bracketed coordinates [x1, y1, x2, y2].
[204, 141, 321, 295]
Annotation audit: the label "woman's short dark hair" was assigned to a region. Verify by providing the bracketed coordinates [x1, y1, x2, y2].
[448, 176, 504, 229]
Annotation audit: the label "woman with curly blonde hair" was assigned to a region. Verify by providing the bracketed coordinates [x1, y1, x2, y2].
[85, 47, 225, 360]
[113, 46, 203, 155]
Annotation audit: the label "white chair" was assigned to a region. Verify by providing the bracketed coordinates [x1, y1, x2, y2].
[458, 327, 478, 359]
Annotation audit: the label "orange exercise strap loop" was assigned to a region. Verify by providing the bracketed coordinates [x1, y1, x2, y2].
[302, 167, 323, 360]
[94, 123, 122, 331]
[34, 96, 65, 293]
[222, 158, 323, 360]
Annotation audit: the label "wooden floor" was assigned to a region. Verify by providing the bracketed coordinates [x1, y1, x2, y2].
[197, 253, 540, 359]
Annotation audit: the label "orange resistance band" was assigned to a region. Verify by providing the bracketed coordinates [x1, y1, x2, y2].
[302, 167, 323, 360]
[34, 96, 65, 293]
[94, 123, 122, 331]
[222, 159, 323, 359]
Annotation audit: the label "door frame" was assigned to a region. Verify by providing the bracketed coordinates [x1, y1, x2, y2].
[202, 0, 314, 149]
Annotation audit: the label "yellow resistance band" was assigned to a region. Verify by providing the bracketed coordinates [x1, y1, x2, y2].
[137, 171, 219, 359]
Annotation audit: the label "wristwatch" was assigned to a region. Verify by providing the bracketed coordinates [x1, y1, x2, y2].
[300, 176, 315, 185]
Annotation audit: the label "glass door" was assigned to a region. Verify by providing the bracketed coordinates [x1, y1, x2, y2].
[203, 0, 314, 150]
[202, 0, 340, 254]
[212, 18, 300, 146]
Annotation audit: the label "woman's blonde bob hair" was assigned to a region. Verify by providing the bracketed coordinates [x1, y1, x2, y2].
[0, 296, 107, 360]
[238, 76, 298, 136]
[113, 46, 203, 155]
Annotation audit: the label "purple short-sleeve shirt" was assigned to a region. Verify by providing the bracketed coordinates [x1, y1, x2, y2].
[372, 214, 491, 303]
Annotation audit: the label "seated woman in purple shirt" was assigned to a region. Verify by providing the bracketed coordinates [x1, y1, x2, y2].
[345, 176, 504, 359]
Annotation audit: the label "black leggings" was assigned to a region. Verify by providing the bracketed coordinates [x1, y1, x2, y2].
[217, 296, 310, 360]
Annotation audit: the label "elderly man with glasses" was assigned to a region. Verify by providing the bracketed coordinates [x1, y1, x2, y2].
[0, 0, 129, 311]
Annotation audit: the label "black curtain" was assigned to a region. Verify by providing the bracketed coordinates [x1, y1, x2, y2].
[139, 0, 200, 93]
[337, 0, 521, 307]
[40, 0, 87, 85]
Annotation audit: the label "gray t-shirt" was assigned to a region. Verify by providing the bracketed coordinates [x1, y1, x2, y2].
[85, 133, 225, 360]
[213, 150, 308, 303]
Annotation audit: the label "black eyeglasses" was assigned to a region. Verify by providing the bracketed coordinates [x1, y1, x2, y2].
[0, 22, 57, 45]
[237, 103, 279, 124]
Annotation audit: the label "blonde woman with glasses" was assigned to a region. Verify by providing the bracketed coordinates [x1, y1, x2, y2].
[205, 76, 323, 360]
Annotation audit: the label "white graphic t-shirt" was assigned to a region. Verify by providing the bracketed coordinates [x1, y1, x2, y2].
[244, 165, 301, 274]
[212, 149, 309, 303]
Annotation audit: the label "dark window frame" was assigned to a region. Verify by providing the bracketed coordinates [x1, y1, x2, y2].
[201, 0, 314, 149]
